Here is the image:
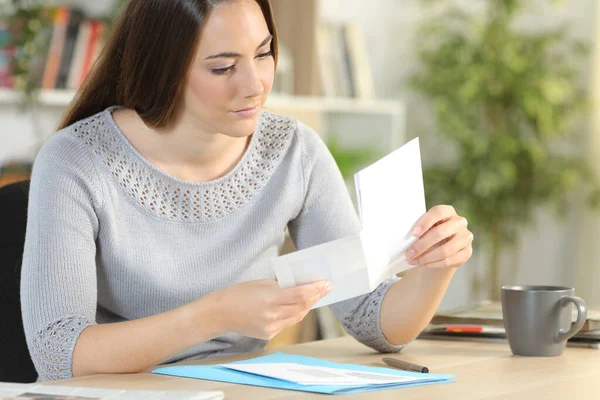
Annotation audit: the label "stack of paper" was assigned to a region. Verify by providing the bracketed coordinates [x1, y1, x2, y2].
[153, 352, 454, 395]
[432, 301, 600, 332]
[0, 382, 223, 399]
[271, 138, 427, 308]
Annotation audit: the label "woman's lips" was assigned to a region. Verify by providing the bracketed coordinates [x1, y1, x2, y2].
[233, 105, 259, 118]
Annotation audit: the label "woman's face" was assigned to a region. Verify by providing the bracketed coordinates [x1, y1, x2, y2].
[184, 0, 275, 138]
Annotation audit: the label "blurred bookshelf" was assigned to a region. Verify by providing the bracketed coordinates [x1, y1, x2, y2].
[1, 0, 406, 153]
[0, 0, 367, 97]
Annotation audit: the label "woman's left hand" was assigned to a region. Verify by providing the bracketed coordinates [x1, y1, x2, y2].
[406, 205, 474, 268]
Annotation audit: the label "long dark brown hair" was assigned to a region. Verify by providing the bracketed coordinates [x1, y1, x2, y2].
[58, 0, 278, 130]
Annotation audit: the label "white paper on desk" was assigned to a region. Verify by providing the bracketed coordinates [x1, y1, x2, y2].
[0, 382, 223, 399]
[272, 138, 427, 308]
[220, 362, 429, 386]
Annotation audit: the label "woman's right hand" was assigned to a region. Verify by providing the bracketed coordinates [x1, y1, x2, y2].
[207, 279, 333, 340]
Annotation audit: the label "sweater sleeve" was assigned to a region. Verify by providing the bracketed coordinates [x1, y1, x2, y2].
[21, 134, 101, 381]
[287, 122, 410, 353]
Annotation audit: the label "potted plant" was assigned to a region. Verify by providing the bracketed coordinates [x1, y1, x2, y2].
[2, 0, 53, 108]
[409, 0, 600, 300]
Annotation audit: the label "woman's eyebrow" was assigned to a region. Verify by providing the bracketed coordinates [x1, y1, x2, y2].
[204, 34, 273, 60]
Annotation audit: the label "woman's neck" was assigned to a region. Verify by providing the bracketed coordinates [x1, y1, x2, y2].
[112, 108, 251, 183]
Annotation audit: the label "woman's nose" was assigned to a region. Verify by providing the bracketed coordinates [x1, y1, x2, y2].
[240, 65, 264, 98]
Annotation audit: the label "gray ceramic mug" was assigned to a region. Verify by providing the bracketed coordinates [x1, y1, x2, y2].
[501, 286, 587, 357]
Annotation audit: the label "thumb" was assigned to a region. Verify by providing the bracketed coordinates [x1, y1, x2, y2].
[278, 280, 331, 305]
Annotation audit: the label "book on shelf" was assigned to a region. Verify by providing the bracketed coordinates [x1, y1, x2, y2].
[316, 22, 375, 99]
[3, 6, 106, 92]
[43, 7, 106, 90]
[41, 6, 70, 89]
[316, 24, 337, 97]
[422, 301, 600, 349]
[55, 8, 86, 89]
[418, 326, 600, 349]
[67, 18, 92, 89]
[78, 19, 105, 89]
[343, 22, 375, 100]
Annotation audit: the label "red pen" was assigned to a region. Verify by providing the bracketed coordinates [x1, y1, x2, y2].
[444, 325, 483, 333]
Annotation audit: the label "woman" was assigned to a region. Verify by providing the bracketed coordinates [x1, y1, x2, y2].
[21, 0, 474, 381]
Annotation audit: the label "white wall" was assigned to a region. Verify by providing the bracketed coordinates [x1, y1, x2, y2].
[0, 105, 62, 163]
[321, 0, 600, 309]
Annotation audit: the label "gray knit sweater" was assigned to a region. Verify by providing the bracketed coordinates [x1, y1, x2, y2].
[21, 106, 406, 381]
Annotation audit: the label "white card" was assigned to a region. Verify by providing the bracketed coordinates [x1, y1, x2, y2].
[355, 137, 426, 273]
[272, 236, 371, 308]
[272, 138, 426, 307]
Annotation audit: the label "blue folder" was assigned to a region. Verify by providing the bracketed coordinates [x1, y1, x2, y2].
[152, 352, 455, 395]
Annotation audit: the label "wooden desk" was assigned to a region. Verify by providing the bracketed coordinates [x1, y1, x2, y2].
[47, 336, 600, 399]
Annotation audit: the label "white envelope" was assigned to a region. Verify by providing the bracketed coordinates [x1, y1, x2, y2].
[271, 138, 427, 308]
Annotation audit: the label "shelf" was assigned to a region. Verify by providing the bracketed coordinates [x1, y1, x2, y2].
[267, 94, 404, 116]
[0, 88, 76, 108]
[0, 89, 405, 116]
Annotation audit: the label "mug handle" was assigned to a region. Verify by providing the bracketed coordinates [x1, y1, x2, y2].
[555, 296, 587, 342]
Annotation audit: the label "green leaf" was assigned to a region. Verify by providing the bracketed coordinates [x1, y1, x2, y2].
[408, 0, 600, 261]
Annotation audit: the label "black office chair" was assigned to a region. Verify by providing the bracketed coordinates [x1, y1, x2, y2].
[0, 180, 38, 382]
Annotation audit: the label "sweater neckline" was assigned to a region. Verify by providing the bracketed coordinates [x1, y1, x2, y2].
[72, 106, 296, 223]
[103, 105, 263, 188]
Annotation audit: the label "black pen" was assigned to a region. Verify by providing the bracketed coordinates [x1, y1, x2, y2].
[382, 357, 429, 373]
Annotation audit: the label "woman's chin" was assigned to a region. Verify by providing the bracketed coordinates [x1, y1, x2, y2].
[222, 119, 259, 138]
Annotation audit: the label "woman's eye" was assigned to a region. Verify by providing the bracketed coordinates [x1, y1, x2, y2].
[210, 51, 272, 75]
[211, 65, 234, 75]
[257, 50, 273, 59]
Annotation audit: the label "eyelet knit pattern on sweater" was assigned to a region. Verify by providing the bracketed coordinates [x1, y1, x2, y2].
[21, 106, 408, 381]
[72, 107, 296, 223]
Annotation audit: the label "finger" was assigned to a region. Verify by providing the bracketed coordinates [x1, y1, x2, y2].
[411, 205, 458, 237]
[407, 216, 468, 259]
[409, 236, 451, 265]
[279, 280, 332, 305]
[276, 285, 330, 318]
[303, 283, 333, 307]
[411, 231, 473, 266]
[421, 244, 473, 269]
